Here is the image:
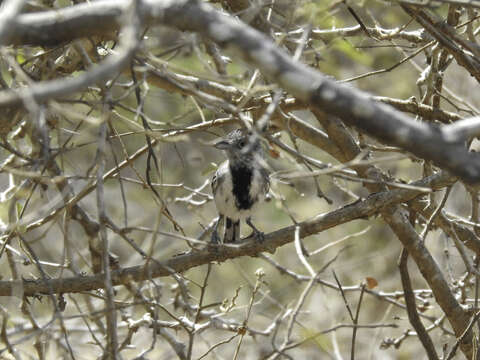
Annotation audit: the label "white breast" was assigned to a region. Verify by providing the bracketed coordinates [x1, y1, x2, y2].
[213, 161, 267, 221]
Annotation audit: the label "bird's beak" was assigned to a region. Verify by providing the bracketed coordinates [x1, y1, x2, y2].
[213, 139, 232, 150]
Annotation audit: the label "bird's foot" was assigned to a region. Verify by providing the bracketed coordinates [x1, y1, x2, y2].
[246, 217, 264, 243]
[251, 229, 265, 243]
[208, 231, 222, 254]
[211, 230, 220, 244]
[208, 215, 224, 252]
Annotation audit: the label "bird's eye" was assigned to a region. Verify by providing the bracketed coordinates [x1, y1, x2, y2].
[238, 140, 246, 148]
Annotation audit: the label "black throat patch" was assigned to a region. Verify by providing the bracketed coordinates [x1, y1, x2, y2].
[230, 162, 254, 210]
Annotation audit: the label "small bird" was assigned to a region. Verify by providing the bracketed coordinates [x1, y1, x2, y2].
[211, 129, 270, 243]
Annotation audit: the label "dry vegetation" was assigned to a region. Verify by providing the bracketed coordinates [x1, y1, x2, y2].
[0, 0, 480, 359]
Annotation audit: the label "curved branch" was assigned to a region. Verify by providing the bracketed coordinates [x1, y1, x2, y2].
[9, 1, 125, 45]
[159, 1, 480, 183]
[0, 1, 138, 109]
[2, 0, 480, 183]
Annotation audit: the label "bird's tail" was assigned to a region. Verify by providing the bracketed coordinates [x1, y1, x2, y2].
[224, 218, 240, 243]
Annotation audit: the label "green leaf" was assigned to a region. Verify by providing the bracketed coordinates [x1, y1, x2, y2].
[16, 50, 25, 65]
[15, 201, 23, 219]
[332, 39, 373, 66]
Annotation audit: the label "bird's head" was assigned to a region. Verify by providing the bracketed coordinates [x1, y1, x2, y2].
[213, 128, 262, 163]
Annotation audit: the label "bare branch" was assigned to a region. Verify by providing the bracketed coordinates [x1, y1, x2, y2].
[0, 0, 479, 181]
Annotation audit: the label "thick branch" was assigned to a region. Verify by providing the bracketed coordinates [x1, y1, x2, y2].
[2, 0, 480, 182]
[401, 4, 480, 82]
[384, 206, 472, 350]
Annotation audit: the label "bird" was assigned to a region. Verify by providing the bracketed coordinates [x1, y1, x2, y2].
[211, 128, 270, 243]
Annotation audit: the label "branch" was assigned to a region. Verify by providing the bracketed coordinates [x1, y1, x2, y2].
[398, 249, 438, 360]
[0, 1, 139, 109]
[162, 0, 479, 183]
[372, 96, 462, 123]
[401, 4, 480, 81]
[0, 171, 455, 297]
[383, 206, 472, 355]
[306, 25, 429, 44]
[399, 0, 480, 11]
[0, 0, 26, 45]
[2, 0, 480, 183]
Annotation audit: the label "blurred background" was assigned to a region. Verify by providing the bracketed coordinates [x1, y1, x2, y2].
[0, 0, 479, 359]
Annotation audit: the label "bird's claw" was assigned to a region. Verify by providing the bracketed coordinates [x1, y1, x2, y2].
[209, 231, 222, 253]
[252, 230, 264, 243]
[211, 230, 221, 244]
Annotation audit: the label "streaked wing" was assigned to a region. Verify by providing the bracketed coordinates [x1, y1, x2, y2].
[211, 172, 218, 193]
[211, 162, 227, 195]
[260, 167, 270, 194]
